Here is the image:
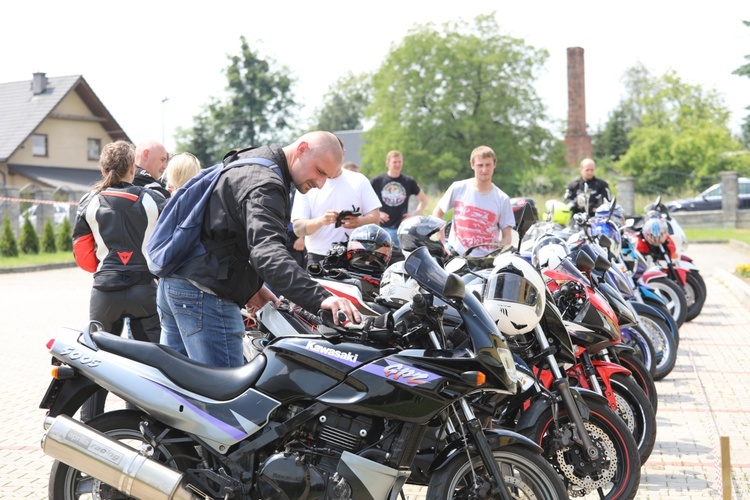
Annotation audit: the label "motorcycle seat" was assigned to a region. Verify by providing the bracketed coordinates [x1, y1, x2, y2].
[90, 332, 267, 400]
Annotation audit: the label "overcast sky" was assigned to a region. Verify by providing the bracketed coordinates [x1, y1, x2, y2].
[2, 1, 748, 155]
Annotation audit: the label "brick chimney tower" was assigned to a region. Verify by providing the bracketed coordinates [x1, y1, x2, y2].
[564, 47, 592, 167]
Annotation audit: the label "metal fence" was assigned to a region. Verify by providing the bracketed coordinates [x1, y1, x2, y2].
[0, 186, 85, 237]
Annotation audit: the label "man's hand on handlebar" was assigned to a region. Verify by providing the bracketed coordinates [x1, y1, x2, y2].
[320, 295, 361, 326]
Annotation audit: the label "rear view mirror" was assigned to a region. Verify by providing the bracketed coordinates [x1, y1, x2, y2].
[445, 257, 467, 274]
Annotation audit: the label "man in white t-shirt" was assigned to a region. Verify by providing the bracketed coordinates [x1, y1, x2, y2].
[292, 166, 382, 266]
[433, 146, 514, 257]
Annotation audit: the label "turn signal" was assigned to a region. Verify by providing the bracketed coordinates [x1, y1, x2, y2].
[460, 371, 487, 386]
[51, 365, 76, 380]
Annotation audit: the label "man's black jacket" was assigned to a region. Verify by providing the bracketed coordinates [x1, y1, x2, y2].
[564, 176, 611, 216]
[174, 146, 331, 310]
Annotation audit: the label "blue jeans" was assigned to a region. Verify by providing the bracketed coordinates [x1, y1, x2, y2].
[157, 277, 245, 367]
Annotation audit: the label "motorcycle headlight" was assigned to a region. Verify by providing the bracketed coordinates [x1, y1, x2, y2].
[497, 347, 517, 385]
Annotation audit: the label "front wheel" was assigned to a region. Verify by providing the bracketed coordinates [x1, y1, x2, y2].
[608, 373, 657, 464]
[646, 277, 688, 327]
[683, 272, 707, 322]
[523, 397, 641, 499]
[425, 442, 568, 500]
[49, 410, 199, 499]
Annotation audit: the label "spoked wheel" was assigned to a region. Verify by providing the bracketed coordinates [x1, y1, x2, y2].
[620, 325, 657, 377]
[49, 410, 199, 499]
[683, 272, 707, 322]
[636, 312, 677, 381]
[645, 277, 688, 328]
[614, 351, 658, 414]
[425, 443, 568, 499]
[523, 396, 641, 499]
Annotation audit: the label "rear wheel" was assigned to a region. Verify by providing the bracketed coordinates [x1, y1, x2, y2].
[620, 325, 657, 377]
[426, 443, 568, 500]
[49, 410, 199, 499]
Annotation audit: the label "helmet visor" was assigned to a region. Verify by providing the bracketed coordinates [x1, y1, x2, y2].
[484, 273, 542, 316]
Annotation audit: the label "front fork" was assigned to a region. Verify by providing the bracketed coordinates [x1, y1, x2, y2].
[457, 398, 512, 500]
[535, 325, 600, 461]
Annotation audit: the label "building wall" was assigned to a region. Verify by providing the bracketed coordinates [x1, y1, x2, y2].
[9, 91, 110, 171]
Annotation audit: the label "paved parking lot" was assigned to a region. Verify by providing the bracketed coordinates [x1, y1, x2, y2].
[2, 242, 750, 498]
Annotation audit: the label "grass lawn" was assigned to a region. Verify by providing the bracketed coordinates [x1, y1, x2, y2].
[0, 251, 74, 269]
[684, 227, 750, 245]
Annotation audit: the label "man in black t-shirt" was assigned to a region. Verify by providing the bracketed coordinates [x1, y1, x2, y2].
[370, 150, 428, 246]
[133, 140, 170, 198]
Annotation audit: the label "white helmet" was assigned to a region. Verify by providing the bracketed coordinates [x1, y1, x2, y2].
[379, 261, 420, 306]
[531, 235, 569, 270]
[484, 254, 546, 335]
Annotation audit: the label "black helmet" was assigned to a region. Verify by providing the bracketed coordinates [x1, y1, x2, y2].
[346, 224, 392, 273]
[397, 216, 447, 257]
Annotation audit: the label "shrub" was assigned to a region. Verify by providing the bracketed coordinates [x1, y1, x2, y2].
[0, 215, 18, 257]
[56, 217, 73, 252]
[18, 215, 39, 254]
[41, 219, 57, 253]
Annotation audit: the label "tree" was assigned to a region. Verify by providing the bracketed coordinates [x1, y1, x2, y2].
[313, 72, 372, 132]
[41, 219, 56, 253]
[18, 215, 39, 254]
[593, 105, 631, 162]
[0, 216, 18, 257]
[361, 14, 553, 194]
[56, 217, 73, 252]
[732, 20, 750, 148]
[617, 69, 750, 193]
[176, 36, 298, 165]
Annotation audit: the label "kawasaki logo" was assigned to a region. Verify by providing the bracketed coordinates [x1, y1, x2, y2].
[305, 341, 359, 363]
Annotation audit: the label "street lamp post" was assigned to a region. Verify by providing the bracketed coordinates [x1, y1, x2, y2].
[161, 97, 169, 145]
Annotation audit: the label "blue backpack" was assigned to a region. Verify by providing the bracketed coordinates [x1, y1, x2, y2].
[146, 157, 280, 277]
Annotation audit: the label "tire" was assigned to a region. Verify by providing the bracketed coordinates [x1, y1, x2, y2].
[49, 410, 199, 499]
[635, 299, 680, 348]
[620, 325, 657, 377]
[425, 443, 568, 500]
[608, 374, 657, 464]
[645, 277, 688, 328]
[683, 272, 707, 322]
[636, 311, 677, 381]
[615, 351, 658, 414]
[523, 396, 641, 499]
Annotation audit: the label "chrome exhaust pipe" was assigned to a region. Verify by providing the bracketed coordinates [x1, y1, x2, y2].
[42, 415, 196, 500]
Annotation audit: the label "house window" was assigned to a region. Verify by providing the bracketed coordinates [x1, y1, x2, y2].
[87, 139, 101, 161]
[32, 134, 47, 157]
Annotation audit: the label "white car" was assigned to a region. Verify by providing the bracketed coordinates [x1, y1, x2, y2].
[19, 203, 70, 227]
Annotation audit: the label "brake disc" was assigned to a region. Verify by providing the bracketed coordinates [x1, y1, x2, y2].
[554, 421, 618, 495]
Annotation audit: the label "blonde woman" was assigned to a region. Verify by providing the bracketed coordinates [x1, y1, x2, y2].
[164, 152, 201, 193]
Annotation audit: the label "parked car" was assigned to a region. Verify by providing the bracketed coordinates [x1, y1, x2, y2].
[18, 203, 69, 227]
[666, 178, 750, 212]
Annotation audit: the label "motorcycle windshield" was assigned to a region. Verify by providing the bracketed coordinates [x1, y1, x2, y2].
[548, 257, 591, 287]
[404, 247, 514, 384]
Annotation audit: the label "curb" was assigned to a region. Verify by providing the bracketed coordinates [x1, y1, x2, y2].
[0, 261, 76, 274]
[714, 267, 750, 309]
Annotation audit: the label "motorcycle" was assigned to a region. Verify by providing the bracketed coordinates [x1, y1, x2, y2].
[40, 247, 564, 500]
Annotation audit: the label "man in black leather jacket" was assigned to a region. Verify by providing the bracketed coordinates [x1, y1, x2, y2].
[156, 131, 361, 368]
[564, 158, 611, 217]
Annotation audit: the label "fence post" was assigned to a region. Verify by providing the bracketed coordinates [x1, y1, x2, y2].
[721, 435, 731, 499]
[721, 171, 738, 229]
[617, 177, 635, 216]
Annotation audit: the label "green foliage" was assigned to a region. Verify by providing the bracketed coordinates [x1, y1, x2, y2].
[361, 13, 553, 194]
[314, 72, 372, 132]
[615, 68, 745, 194]
[734, 21, 750, 148]
[41, 219, 56, 253]
[0, 216, 18, 257]
[593, 106, 631, 161]
[56, 217, 73, 252]
[176, 36, 298, 165]
[18, 215, 39, 254]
